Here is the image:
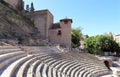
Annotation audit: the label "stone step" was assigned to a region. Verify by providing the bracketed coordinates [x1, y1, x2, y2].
[25, 54, 53, 77]
[36, 62, 43, 77]
[0, 46, 16, 49]
[0, 45, 109, 77]
[42, 63, 49, 77]
[56, 60, 74, 77]
[0, 52, 26, 74]
[43, 57, 78, 77]
[0, 51, 24, 61]
[39, 62, 45, 77]
[41, 58, 69, 77]
[27, 60, 40, 77]
[0, 55, 33, 77]
[63, 62, 79, 76]
[0, 48, 21, 55]
[16, 56, 38, 77]
[74, 66, 83, 77]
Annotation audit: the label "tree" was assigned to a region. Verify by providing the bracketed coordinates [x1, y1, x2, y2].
[85, 34, 120, 55]
[71, 27, 83, 47]
[85, 36, 98, 54]
[30, 2, 35, 12]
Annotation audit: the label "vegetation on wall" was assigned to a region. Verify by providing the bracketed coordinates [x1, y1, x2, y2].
[85, 34, 120, 55]
[71, 27, 83, 48]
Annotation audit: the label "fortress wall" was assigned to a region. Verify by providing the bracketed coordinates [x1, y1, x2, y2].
[46, 10, 53, 39]
[26, 10, 53, 40]
[46, 10, 53, 29]
[49, 29, 62, 44]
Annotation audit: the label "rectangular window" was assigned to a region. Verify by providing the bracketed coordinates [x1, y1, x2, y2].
[58, 30, 62, 35]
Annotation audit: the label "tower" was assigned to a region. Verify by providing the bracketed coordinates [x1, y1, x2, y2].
[60, 18, 73, 47]
[49, 18, 72, 48]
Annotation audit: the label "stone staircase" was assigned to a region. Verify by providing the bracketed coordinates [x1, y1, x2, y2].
[0, 45, 109, 77]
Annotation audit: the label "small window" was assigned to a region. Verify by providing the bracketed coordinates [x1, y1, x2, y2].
[58, 30, 62, 35]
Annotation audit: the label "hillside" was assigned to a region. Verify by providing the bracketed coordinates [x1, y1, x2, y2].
[0, 2, 39, 39]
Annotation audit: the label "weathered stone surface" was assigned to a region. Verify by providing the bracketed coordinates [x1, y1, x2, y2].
[4, 0, 24, 12]
[0, 2, 39, 39]
[21, 38, 48, 46]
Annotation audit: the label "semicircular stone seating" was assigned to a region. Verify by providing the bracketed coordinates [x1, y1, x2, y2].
[0, 45, 109, 77]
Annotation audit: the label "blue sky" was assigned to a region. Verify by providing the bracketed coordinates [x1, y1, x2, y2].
[24, 0, 120, 36]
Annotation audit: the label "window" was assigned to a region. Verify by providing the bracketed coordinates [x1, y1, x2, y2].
[58, 30, 62, 35]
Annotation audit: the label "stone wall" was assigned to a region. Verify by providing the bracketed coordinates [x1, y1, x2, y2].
[49, 18, 72, 48]
[46, 10, 53, 39]
[26, 10, 53, 40]
[49, 29, 62, 44]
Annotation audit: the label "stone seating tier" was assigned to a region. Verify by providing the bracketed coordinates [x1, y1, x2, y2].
[0, 45, 109, 77]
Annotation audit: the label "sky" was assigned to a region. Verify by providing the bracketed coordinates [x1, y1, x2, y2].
[24, 0, 120, 36]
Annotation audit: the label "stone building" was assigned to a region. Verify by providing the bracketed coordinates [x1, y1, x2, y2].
[49, 18, 72, 47]
[4, 0, 72, 47]
[113, 34, 120, 43]
[108, 32, 120, 43]
[26, 10, 72, 47]
[26, 10, 53, 40]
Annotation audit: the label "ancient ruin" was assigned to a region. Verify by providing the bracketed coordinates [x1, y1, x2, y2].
[3, 0, 72, 47]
